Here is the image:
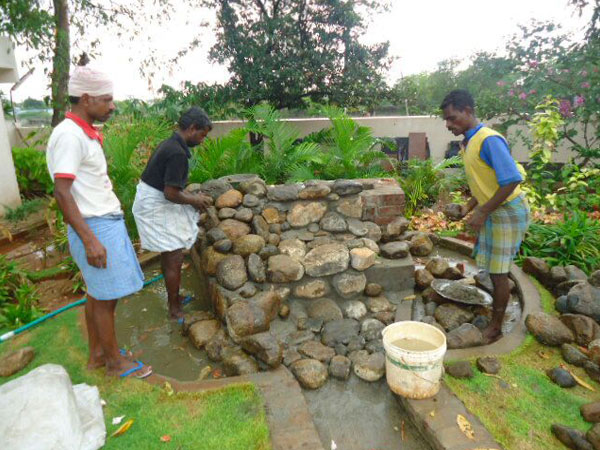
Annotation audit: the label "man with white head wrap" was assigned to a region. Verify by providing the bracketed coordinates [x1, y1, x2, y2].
[46, 64, 152, 379]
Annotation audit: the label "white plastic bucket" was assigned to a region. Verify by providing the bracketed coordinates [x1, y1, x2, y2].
[382, 321, 447, 399]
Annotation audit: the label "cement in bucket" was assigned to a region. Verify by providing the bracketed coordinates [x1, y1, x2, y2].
[382, 321, 447, 400]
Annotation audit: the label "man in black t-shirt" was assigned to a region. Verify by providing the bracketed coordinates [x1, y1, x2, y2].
[133, 107, 213, 320]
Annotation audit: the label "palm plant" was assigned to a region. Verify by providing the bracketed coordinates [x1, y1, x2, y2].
[397, 156, 465, 217]
[188, 128, 262, 183]
[245, 105, 324, 183]
[313, 106, 389, 180]
[103, 114, 172, 238]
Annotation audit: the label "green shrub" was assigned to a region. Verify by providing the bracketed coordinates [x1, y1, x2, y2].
[103, 114, 173, 238]
[12, 147, 53, 197]
[397, 156, 465, 217]
[3, 198, 46, 223]
[0, 256, 42, 330]
[518, 212, 600, 274]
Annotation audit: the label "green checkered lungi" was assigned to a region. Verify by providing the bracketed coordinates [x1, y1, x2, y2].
[473, 194, 530, 274]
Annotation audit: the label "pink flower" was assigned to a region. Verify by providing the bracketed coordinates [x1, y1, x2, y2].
[582, 81, 591, 88]
[496, 80, 506, 87]
[559, 99, 573, 118]
[581, 70, 588, 77]
[574, 95, 585, 107]
[519, 92, 528, 100]
[508, 89, 515, 97]
[528, 61, 539, 69]
[563, 69, 571, 73]
[529, 89, 537, 94]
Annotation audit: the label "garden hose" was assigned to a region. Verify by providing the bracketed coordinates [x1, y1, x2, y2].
[0, 274, 165, 343]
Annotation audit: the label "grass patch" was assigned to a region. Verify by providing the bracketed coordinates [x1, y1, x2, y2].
[0, 309, 271, 450]
[445, 282, 595, 450]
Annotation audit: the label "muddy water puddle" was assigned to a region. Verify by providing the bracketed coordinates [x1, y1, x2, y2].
[115, 263, 222, 382]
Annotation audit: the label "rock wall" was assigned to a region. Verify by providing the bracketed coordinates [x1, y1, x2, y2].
[186, 175, 422, 385]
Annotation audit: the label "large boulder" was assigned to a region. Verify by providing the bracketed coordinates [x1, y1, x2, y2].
[241, 332, 283, 368]
[425, 257, 450, 278]
[381, 217, 410, 242]
[560, 314, 600, 346]
[522, 257, 551, 284]
[415, 269, 434, 289]
[298, 183, 331, 200]
[351, 350, 385, 381]
[0, 347, 35, 377]
[267, 254, 305, 282]
[216, 255, 248, 290]
[294, 279, 330, 299]
[218, 219, 251, 241]
[307, 298, 343, 322]
[247, 253, 267, 283]
[303, 243, 350, 277]
[299, 340, 336, 363]
[201, 247, 228, 276]
[287, 202, 327, 228]
[189, 320, 221, 349]
[590, 270, 600, 288]
[409, 233, 434, 256]
[278, 239, 307, 261]
[233, 234, 265, 257]
[216, 189, 243, 209]
[525, 312, 575, 346]
[350, 247, 376, 271]
[337, 197, 363, 219]
[333, 180, 363, 196]
[252, 215, 270, 240]
[446, 323, 483, 349]
[267, 184, 301, 202]
[434, 303, 474, 331]
[321, 319, 361, 347]
[320, 212, 348, 232]
[222, 349, 259, 376]
[329, 355, 352, 380]
[225, 290, 281, 342]
[360, 318, 385, 341]
[551, 424, 594, 450]
[567, 283, 600, 321]
[365, 295, 395, 313]
[291, 359, 328, 389]
[380, 242, 410, 259]
[332, 270, 367, 298]
[341, 300, 368, 321]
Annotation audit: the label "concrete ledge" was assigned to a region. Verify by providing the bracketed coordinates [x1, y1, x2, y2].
[397, 385, 503, 450]
[365, 255, 415, 292]
[150, 367, 324, 450]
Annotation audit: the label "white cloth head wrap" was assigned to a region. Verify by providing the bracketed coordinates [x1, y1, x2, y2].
[68, 66, 113, 97]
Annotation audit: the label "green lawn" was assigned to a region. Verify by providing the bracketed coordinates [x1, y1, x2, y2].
[445, 278, 597, 450]
[0, 308, 271, 450]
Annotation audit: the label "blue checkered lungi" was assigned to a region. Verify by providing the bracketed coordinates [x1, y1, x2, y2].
[473, 194, 530, 274]
[67, 214, 144, 300]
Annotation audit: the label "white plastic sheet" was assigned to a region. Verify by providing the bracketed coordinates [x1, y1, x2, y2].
[0, 364, 106, 450]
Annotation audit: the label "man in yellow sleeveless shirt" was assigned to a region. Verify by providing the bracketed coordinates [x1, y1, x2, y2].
[441, 90, 530, 343]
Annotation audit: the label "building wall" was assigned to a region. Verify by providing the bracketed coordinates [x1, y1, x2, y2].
[0, 107, 21, 215]
[11, 115, 586, 163]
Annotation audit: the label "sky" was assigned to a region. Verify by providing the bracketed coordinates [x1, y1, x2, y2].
[4, 0, 593, 103]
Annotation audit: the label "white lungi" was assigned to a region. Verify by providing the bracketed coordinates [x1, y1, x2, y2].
[132, 181, 200, 252]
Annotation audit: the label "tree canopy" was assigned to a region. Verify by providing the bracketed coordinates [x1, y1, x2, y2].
[200, 0, 391, 110]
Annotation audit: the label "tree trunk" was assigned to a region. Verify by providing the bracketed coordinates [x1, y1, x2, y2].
[51, 0, 70, 127]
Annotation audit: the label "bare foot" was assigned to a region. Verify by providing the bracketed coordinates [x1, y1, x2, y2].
[87, 349, 134, 370]
[87, 353, 105, 370]
[481, 326, 503, 344]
